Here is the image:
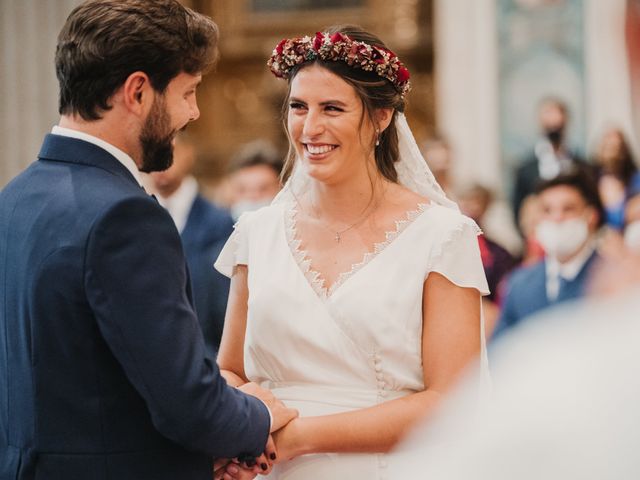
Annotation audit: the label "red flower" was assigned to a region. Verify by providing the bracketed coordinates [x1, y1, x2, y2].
[330, 32, 345, 44]
[275, 38, 287, 55]
[313, 32, 324, 50]
[396, 66, 410, 83]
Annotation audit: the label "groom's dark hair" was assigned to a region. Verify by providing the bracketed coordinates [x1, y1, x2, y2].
[55, 0, 218, 120]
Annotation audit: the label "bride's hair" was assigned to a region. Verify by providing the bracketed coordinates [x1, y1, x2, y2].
[278, 25, 407, 184]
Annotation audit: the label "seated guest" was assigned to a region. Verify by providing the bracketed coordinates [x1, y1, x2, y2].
[457, 183, 517, 304]
[624, 187, 640, 252]
[492, 171, 603, 339]
[517, 194, 546, 267]
[227, 140, 283, 220]
[592, 127, 640, 230]
[148, 132, 233, 354]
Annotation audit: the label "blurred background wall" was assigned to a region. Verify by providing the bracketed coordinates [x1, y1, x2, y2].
[1, 0, 637, 209]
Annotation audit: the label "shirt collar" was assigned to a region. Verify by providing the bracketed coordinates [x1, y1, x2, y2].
[546, 240, 596, 282]
[51, 125, 143, 186]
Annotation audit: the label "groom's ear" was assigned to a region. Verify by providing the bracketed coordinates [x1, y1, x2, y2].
[122, 71, 153, 116]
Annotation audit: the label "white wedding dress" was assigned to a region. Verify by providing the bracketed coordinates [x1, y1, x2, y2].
[215, 199, 489, 480]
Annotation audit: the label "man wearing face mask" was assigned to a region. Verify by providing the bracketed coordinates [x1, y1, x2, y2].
[512, 98, 589, 229]
[493, 171, 603, 339]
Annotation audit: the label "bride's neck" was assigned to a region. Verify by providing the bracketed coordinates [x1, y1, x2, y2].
[308, 171, 387, 220]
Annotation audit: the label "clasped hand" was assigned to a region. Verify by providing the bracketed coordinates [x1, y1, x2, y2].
[214, 382, 298, 479]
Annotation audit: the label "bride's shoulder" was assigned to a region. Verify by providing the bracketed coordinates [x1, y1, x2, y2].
[234, 203, 284, 230]
[423, 199, 479, 224]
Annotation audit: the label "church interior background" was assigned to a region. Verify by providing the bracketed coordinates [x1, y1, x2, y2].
[1, 0, 637, 243]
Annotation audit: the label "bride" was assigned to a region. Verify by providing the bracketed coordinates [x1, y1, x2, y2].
[214, 25, 489, 479]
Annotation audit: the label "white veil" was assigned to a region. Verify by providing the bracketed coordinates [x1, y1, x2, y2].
[272, 113, 459, 210]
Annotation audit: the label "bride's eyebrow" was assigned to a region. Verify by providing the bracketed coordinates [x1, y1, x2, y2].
[319, 100, 347, 107]
[288, 96, 348, 106]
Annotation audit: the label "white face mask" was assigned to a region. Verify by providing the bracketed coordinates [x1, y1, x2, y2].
[230, 199, 272, 221]
[535, 218, 589, 258]
[624, 221, 640, 252]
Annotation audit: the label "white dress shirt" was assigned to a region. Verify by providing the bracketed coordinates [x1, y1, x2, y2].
[155, 176, 198, 234]
[534, 138, 574, 180]
[51, 125, 143, 186]
[545, 241, 596, 301]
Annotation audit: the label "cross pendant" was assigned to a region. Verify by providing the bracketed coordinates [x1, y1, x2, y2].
[335, 232, 341, 242]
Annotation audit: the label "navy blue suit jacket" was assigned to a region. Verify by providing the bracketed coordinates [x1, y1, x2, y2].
[493, 251, 599, 339]
[0, 134, 270, 480]
[180, 195, 233, 356]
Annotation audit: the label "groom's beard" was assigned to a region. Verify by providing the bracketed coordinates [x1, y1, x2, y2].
[139, 95, 176, 173]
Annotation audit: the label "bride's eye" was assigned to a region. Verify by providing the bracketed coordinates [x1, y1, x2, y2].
[289, 102, 306, 110]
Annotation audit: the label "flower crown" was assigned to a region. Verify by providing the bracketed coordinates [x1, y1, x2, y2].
[267, 32, 411, 99]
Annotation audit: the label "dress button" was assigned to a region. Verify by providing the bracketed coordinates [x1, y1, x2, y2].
[376, 373, 384, 382]
[379, 390, 388, 398]
[377, 381, 385, 389]
[374, 364, 382, 373]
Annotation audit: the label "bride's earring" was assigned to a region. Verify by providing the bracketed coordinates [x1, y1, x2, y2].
[375, 129, 380, 147]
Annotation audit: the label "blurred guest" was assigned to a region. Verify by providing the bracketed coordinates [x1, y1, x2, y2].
[148, 132, 233, 355]
[493, 171, 603, 339]
[623, 187, 640, 252]
[389, 245, 640, 480]
[599, 183, 640, 260]
[458, 183, 517, 337]
[592, 127, 640, 230]
[227, 139, 283, 220]
[421, 135, 455, 198]
[512, 98, 588, 227]
[517, 194, 546, 266]
[458, 183, 517, 304]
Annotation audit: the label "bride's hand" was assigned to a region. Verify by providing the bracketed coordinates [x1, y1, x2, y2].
[238, 382, 299, 432]
[272, 418, 306, 461]
[217, 436, 278, 479]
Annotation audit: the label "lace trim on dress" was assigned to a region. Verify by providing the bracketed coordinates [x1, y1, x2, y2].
[285, 201, 432, 300]
[428, 215, 482, 270]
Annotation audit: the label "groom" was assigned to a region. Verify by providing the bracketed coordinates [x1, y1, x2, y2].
[0, 1, 296, 479]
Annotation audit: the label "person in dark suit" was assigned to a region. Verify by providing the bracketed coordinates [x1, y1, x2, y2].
[148, 133, 234, 356]
[512, 98, 588, 228]
[0, 2, 296, 479]
[493, 171, 604, 339]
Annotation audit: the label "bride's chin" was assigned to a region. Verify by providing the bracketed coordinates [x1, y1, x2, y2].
[304, 165, 333, 183]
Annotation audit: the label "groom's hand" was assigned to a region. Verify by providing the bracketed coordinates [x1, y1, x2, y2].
[238, 382, 298, 432]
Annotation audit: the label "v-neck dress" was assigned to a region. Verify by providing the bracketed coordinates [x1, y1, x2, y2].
[215, 201, 489, 480]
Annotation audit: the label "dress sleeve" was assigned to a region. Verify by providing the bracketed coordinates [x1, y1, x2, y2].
[214, 211, 253, 277]
[428, 215, 490, 296]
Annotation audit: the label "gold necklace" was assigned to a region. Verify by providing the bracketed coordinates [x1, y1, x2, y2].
[309, 200, 379, 243]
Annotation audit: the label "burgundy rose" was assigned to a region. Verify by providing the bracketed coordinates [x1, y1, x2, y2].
[330, 32, 345, 44]
[396, 66, 410, 84]
[313, 32, 324, 51]
[275, 39, 287, 55]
